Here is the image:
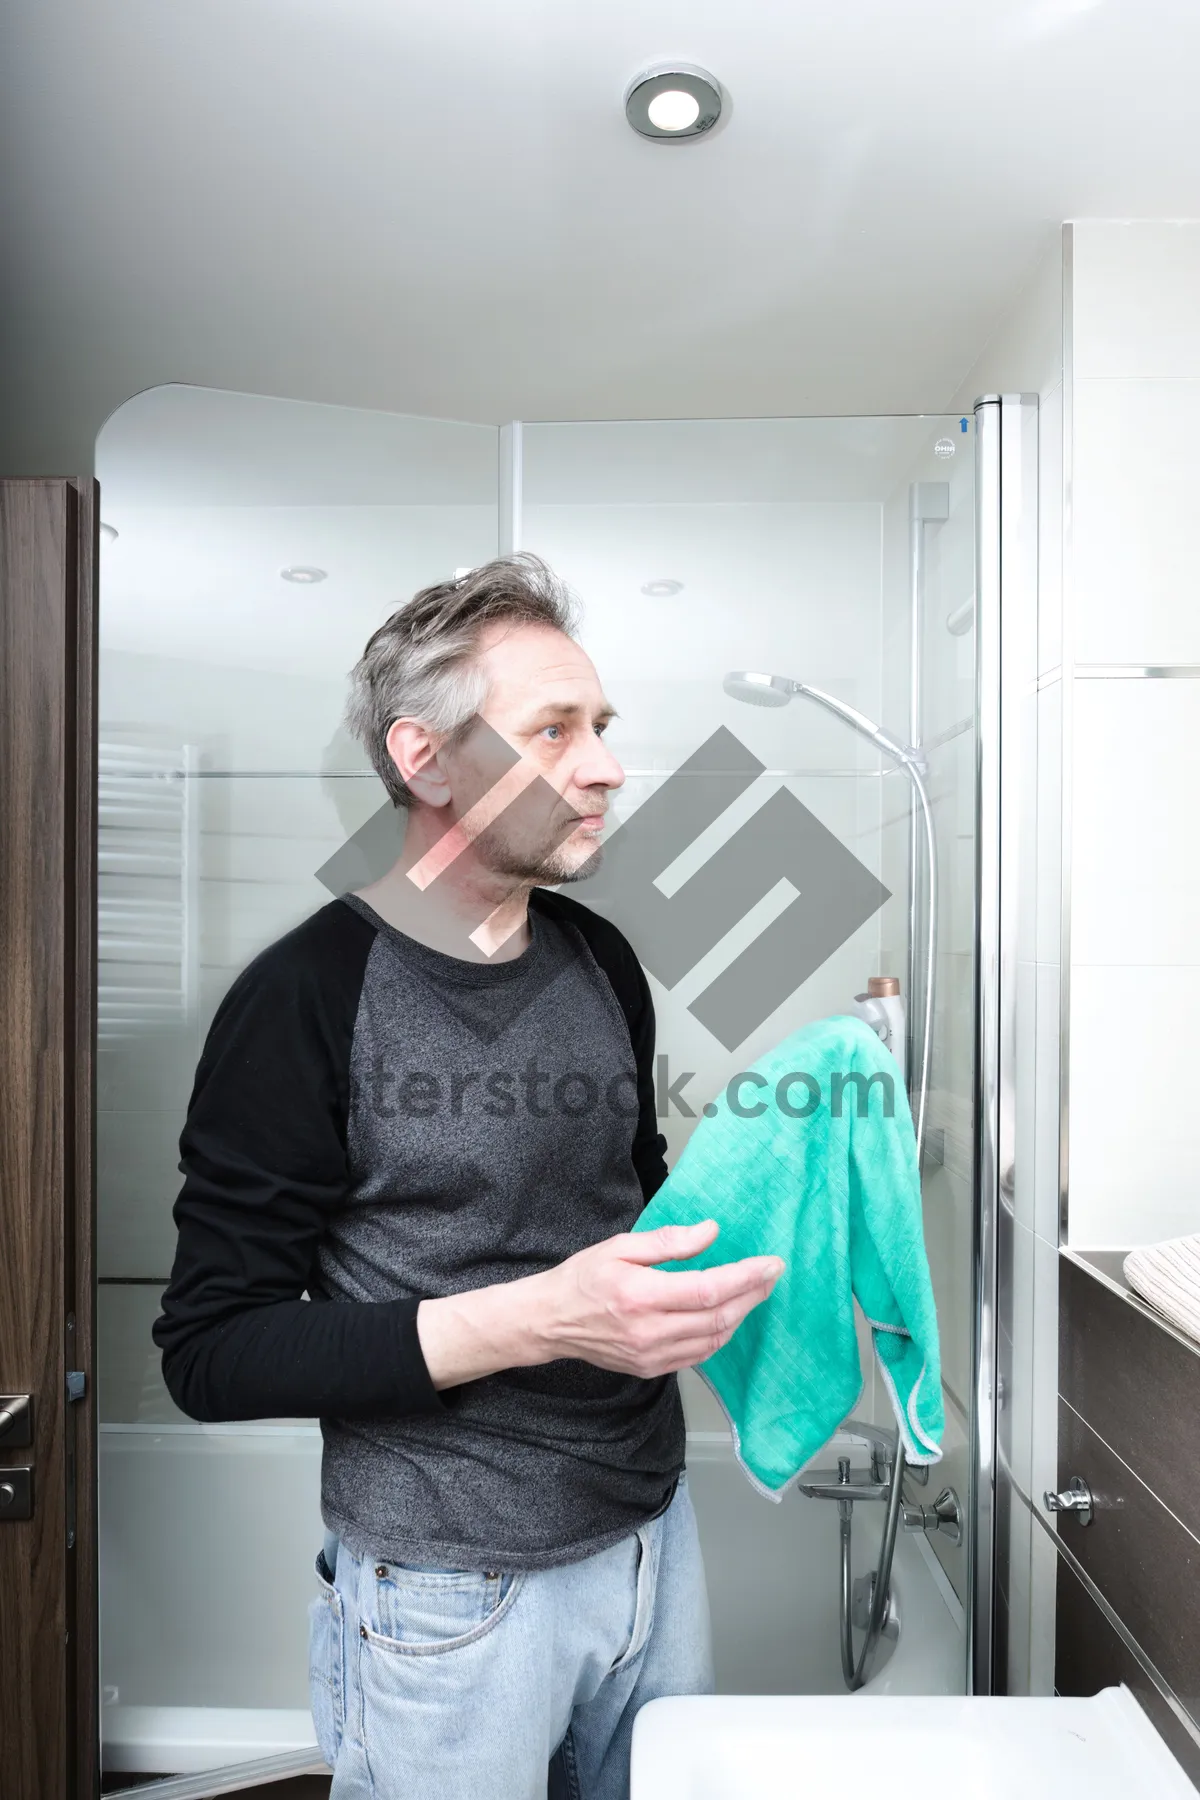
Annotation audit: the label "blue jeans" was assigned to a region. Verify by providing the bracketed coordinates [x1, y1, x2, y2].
[308, 1471, 713, 1800]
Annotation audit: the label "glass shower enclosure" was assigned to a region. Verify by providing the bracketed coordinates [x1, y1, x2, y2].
[93, 386, 1014, 1790]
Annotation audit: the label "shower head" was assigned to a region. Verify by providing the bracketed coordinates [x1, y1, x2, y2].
[723, 668, 921, 767]
[722, 670, 794, 708]
[723, 659, 937, 1184]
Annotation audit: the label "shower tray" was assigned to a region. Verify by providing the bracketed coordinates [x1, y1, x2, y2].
[629, 1686, 1198, 1798]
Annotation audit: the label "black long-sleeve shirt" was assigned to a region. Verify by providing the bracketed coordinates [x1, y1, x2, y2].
[153, 887, 684, 1570]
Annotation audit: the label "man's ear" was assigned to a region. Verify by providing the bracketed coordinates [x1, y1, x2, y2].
[385, 718, 452, 808]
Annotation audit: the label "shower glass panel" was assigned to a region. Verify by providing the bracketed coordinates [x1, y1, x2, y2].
[519, 415, 977, 1694]
[94, 385, 497, 1781]
[94, 391, 980, 1786]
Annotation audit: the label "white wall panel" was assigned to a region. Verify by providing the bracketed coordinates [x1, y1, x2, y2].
[1073, 377, 1200, 663]
[1072, 222, 1200, 381]
[1069, 963, 1200, 1245]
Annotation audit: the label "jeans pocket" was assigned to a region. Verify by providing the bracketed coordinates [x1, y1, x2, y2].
[609, 1522, 662, 1676]
[363, 1559, 522, 1654]
[308, 1550, 345, 1767]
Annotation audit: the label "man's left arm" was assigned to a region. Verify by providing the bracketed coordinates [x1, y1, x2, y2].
[620, 939, 669, 1203]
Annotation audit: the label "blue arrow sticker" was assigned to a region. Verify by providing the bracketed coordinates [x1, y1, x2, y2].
[960, 417, 969, 432]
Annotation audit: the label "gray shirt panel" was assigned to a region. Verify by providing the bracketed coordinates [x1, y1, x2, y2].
[313, 896, 685, 1570]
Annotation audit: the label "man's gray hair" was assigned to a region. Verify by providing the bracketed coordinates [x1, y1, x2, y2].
[345, 553, 580, 808]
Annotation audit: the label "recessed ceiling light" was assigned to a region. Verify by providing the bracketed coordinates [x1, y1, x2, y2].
[641, 578, 685, 597]
[280, 565, 327, 584]
[624, 65, 722, 141]
[648, 89, 700, 132]
[99, 521, 118, 544]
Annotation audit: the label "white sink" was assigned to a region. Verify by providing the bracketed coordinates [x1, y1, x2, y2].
[630, 1687, 1197, 1799]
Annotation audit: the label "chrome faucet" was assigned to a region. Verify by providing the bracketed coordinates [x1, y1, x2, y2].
[798, 1420, 960, 1541]
[797, 1418, 895, 1501]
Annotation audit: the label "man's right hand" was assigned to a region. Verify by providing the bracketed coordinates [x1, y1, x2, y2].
[416, 1220, 783, 1391]
[532, 1221, 783, 1377]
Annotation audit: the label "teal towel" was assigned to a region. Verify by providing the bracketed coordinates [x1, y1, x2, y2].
[634, 1013, 944, 1499]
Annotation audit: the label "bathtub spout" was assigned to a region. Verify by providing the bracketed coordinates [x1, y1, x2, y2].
[796, 1469, 890, 1503]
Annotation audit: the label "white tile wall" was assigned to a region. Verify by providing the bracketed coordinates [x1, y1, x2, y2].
[1065, 222, 1200, 1252]
[1068, 963, 1200, 1245]
[1072, 222, 1200, 381]
[1073, 377, 1200, 663]
[1071, 679, 1200, 966]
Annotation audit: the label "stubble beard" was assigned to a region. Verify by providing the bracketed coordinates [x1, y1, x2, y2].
[478, 820, 606, 886]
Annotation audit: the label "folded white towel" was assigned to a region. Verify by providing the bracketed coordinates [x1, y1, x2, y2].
[1123, 1233, 1200, 1347]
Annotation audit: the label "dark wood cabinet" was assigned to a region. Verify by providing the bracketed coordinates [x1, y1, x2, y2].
[0, 479, 99, 1800]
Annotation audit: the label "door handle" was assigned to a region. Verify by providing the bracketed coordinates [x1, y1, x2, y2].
[0, 1468, 33, 1521]
[0, 1394, 33, 1449]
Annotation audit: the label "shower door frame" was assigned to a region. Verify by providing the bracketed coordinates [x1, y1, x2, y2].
[970, 392, 1039, 1694]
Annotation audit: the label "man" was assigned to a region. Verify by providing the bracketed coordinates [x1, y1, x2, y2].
[154, 555, 782, 1799]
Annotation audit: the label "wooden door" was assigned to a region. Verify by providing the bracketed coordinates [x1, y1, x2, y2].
[0, 479, 99, 1799]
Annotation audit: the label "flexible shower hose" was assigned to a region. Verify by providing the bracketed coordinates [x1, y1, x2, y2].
[838, 1436, 908, 1691]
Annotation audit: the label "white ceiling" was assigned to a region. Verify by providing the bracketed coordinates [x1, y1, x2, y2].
[6, 0, 1200, 464]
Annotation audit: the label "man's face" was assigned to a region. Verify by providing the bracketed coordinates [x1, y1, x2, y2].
[441, 622, 625, 883]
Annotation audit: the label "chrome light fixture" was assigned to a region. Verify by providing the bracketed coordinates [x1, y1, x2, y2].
[280, 566, 327, 584]
[624, 64, 722, 141]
